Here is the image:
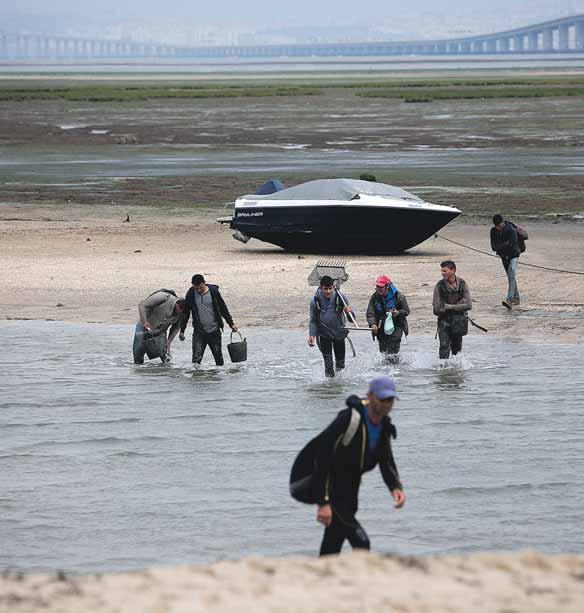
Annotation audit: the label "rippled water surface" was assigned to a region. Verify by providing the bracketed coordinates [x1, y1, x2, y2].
[2, 146, 584, 181]
[1, 321, 583, 573]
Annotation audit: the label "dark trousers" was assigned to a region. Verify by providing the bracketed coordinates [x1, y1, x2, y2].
[318, 336, 345, 378]
[133, 323, 167, 364]
[319, 510, 370, 556]
[437, 319, 463, 359]
[192, 329, 224, 365]
[377, 327, 403, 355]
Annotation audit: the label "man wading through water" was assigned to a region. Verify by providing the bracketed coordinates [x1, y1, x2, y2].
[308, 275, 353, 378]
[433, 260, 472, 360]
[179, 274, 238, 366]
[290, 376, 405, 556]
[366, 274, 410, 361]
[490, 213, 521, 309]
[133, 289, 185, 364]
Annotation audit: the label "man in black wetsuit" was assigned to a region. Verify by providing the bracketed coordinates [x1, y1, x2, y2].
[312, 376, 406, 555]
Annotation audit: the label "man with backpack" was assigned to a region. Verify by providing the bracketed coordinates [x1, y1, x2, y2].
[133, 289, 185, 364]
[289, 376, 405, 556]
[490, 214, 522, 309]
[432, 260, 472, 360]
[366, 275, 410, 360]
[308, 275, 354, 378]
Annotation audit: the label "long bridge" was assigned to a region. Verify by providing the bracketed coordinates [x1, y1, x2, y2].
[1, 14, 584, 60]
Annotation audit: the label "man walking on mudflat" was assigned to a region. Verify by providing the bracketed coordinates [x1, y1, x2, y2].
[490, 213, 521, 309]
[179, 274, 237, 366]
[433, 260, 472, 360]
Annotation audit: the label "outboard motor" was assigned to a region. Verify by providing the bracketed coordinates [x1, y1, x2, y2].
[232, 230, 251, 244]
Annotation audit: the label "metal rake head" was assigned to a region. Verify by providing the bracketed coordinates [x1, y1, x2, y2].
[307, 259, 349, 287]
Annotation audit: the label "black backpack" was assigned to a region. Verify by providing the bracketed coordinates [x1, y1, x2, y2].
[289, 398, 362, 504]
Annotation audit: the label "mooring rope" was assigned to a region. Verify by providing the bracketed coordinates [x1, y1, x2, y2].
[434, 234, 584, 276]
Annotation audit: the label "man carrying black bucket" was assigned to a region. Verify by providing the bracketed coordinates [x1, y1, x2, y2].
[308, 275, 353, 377]
[179, 274, 238, 366]
[289, 376, 405, 556]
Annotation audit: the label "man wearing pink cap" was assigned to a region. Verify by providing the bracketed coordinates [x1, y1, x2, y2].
[366, 275, 410, 359]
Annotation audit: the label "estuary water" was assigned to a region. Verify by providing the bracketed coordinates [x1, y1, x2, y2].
[2, 146, 584, 182]
[1, 320, 583, 573]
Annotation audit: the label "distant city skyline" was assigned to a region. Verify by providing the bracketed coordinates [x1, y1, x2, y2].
[2, 1, 584, 46]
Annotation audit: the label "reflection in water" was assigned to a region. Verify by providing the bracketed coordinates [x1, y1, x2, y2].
[435, 366, 467, 390]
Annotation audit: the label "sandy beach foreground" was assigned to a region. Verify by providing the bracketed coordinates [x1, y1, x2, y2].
[2, 551, 584, 613]
[1, 203, 583, 341]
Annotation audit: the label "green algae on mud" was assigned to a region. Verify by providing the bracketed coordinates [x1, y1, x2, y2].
[0, 84, 322, 102]
[1, 76, 583, 222]
[358, 84, 584, 102]
[2, 75, 584, 102]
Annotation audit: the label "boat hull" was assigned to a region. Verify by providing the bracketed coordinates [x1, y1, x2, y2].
[231, 204, 460, 253]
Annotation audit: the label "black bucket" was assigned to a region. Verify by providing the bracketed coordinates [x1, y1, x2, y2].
[227, 331, 247, 363]
[144, 331, 166, 360]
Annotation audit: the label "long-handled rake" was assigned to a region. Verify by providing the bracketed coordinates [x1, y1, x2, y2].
[308, 261, 372, 356]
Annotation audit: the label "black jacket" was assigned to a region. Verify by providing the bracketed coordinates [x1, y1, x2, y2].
[180, 284, 234, 333]
[490, 221, 520, 259]
[313, 397, 402, 514]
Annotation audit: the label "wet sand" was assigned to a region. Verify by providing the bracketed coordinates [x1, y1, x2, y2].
[1, 202, 583, 341]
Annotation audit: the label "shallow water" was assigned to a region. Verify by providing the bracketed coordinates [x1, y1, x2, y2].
[2, 53, 584, 74]
[2, 146, 583, 184]
[1, 321, 583, 573]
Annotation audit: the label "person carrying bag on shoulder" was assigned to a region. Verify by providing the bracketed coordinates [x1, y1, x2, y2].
[432, 260, 472, 360]
[490, 213, 524, 309]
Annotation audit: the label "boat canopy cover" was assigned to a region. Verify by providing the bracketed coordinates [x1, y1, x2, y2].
[246, 179, 422, 202]
[255, 179, 285, 195]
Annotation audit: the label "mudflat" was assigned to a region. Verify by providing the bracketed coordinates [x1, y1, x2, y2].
[1, 81, 583, 339]
[1, 74, 584, 612]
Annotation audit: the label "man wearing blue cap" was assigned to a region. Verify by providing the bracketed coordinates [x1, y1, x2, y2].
[290, 376, 405, 556]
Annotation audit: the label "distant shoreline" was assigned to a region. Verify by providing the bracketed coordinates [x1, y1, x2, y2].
[1, 52, 584, 82]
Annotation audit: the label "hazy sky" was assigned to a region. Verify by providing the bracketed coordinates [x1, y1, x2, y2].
[3, 0, 584, 31]
[5, 0, 584, 25]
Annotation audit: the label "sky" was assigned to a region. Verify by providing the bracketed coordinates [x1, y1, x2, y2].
[2, 0, 584, 32]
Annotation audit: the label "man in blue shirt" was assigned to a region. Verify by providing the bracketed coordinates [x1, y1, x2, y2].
[291, 376, 406, 556]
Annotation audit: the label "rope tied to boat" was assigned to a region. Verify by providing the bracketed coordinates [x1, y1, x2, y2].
[434, 234, 584, 276]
